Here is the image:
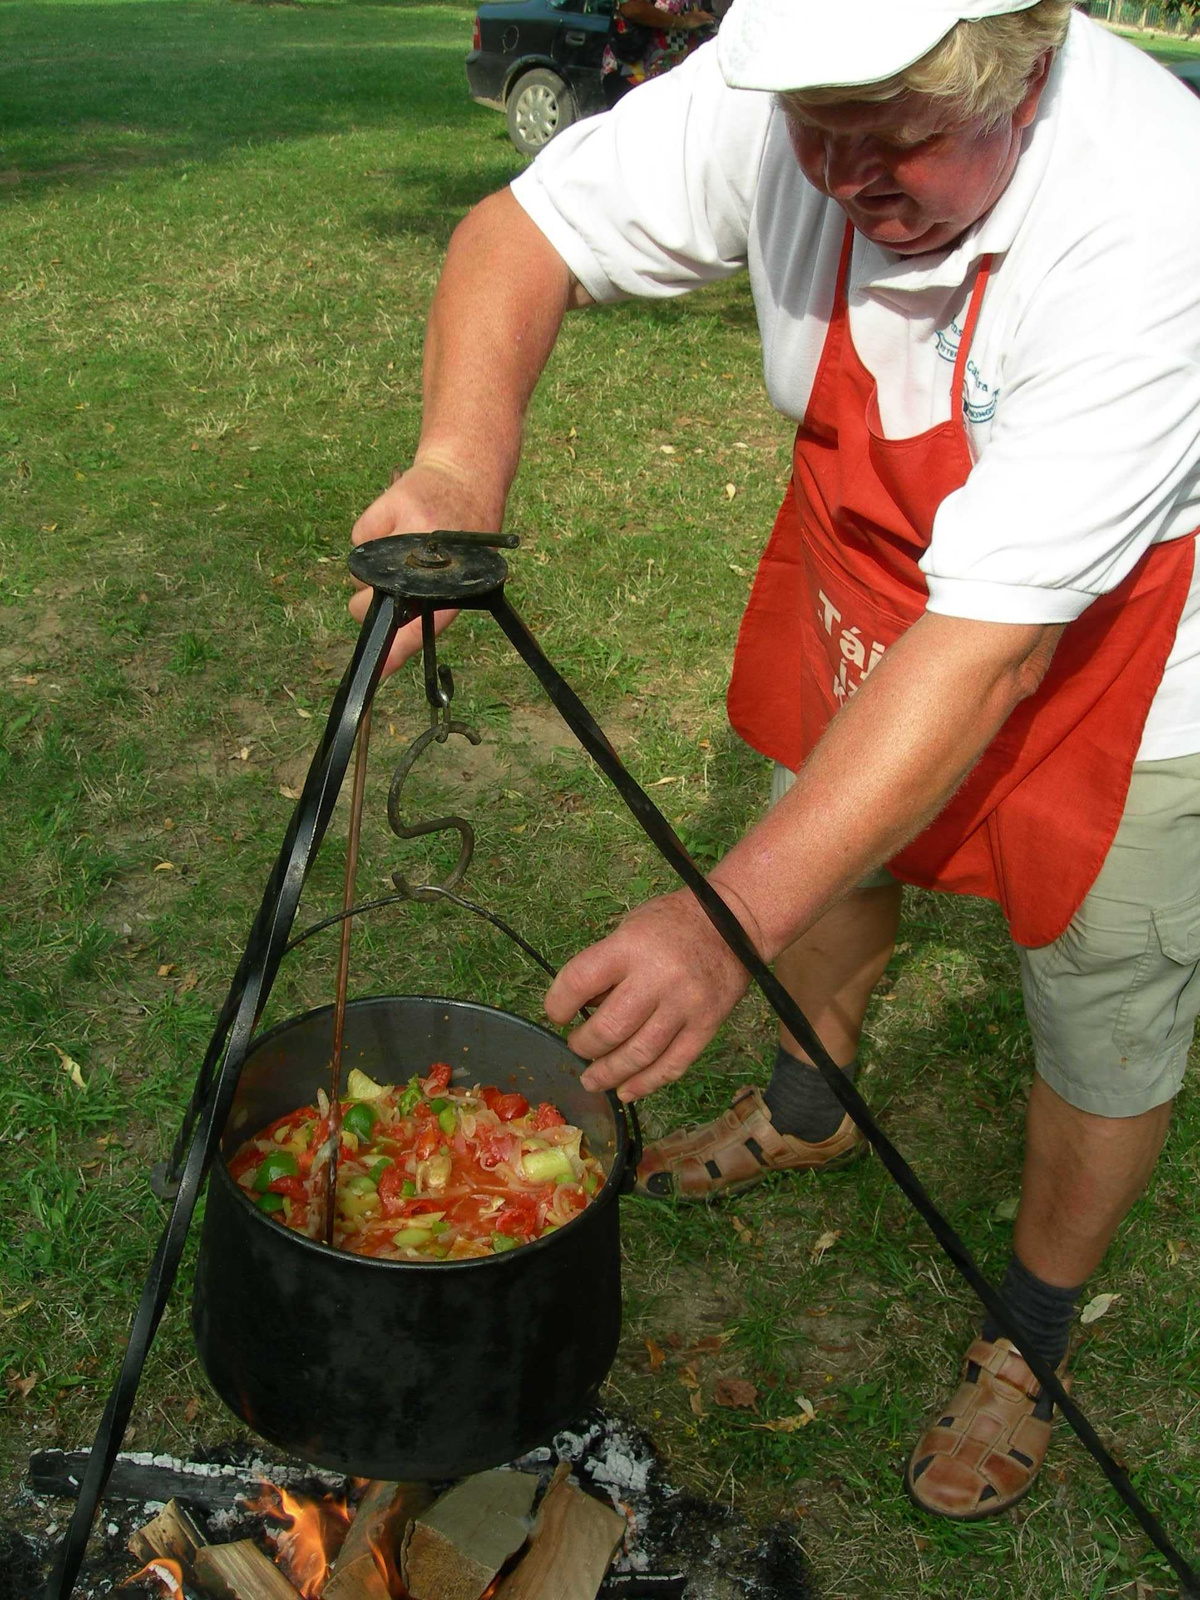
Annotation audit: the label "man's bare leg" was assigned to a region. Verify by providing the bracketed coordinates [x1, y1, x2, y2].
[775, 879, 903, 1065]
[1014, 1076, 1172, 1286]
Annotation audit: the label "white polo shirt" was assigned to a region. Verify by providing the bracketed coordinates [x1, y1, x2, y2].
[512, 14, 1200, 759]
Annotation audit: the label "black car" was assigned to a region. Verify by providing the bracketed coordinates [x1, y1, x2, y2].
[466, 0, 616, 158]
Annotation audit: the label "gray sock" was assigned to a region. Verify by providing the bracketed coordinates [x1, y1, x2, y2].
[762, 1045, 857, 1142]
[982, 1251, 1082, 1384]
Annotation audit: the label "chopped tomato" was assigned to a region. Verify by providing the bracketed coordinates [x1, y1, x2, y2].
[414, 1122, 442, 1161]
[494, 1194, 540, 1239]
[227, 1145, 265, 1183]
[476, 1127, 519, 1171]
[422, 1062, 452, 1095]
[530, 1101, 566, 1131]
[377, 1164, 410, 1216]
[268, 1174, 308, 1203]
[480, 1087, 530, 1122]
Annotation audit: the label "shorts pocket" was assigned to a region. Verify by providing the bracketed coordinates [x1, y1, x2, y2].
[1146, 895, 1200, 1056]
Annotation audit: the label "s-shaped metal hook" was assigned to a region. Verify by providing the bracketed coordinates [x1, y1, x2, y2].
[386, 607, 481, 898]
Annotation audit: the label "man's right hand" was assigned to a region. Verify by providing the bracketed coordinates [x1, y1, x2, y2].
[349, 456, 502, 677]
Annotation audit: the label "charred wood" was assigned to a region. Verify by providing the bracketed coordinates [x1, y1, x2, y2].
[29, 1449, 344, 1511]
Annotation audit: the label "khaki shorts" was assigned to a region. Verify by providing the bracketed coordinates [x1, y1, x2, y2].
[772, 755, 1200, 1116]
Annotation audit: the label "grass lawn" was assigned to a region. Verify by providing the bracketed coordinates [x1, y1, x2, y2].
[2, 4, 1198, 1596]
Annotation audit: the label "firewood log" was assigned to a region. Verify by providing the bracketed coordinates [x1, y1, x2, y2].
[325, 1481, 434, 1600]
[494, 1462, 625, 1600]
[401, 1470, 538, 1600]
[192, 1540, 303, 1600]
[128, 1497, 208, 1576]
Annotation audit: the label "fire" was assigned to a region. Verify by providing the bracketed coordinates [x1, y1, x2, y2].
[245, 1480, 353, 1597]
[123, 1559, 185, 1597]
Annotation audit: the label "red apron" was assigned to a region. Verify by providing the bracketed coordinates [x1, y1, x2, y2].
[727, 222, 1196, 947]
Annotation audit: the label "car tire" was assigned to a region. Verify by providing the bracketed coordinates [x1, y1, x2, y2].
[506, 68, 576, 158]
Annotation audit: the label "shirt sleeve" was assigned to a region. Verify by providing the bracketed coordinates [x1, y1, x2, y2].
[509, 43, 771, 304]
[923, 230, 1200, 625]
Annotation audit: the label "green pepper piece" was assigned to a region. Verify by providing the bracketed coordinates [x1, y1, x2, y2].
[257, 1191, 286, 1214]
[401, 1178, 416, 1198]
[253, 1150, 299, 1193]
[429, 1097, 449, 1114]
[342, 1102, 377, 1143]
[491, 1233, 518, 1253]
[582, 1172, 600, 1195]
[369, 1156, 393, 1182]
[437, 1106, 457, 1138]
[398, 1081, 422, 1115]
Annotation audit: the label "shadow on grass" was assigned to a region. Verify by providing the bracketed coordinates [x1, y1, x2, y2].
[0, 1, 484, 201]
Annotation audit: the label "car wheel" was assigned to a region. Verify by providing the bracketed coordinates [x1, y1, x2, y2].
[506, 68, 576, 158]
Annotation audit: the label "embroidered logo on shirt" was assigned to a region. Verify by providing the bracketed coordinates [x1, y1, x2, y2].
[936, 318, 999, 425]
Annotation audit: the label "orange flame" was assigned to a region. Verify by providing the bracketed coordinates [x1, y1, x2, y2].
[122, 1559, 185, 1597]
[245, 1480, 352, 1597]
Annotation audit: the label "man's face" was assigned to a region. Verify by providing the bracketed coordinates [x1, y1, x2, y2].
[784, 64, 1049, 255]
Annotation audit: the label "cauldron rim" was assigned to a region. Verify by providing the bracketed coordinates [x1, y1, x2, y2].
[213, 992, 628, 1273]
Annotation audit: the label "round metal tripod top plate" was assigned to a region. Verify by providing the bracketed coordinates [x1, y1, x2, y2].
[348, 532, 509, 604]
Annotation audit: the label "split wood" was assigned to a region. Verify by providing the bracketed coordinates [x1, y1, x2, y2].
[325, 1481, 435, 1600]
[494, 1462, 625, 1600]
[193, 1539, 303, 1600]
[127, 1497, 206, 1582]
[401, 1470, 538, 1600]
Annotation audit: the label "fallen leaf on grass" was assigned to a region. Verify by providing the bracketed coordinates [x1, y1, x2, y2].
[688, 1388, 706, 1418]
[6, 1372, 37, 1399]
[154, 860, 175, 872]
[177, 970, 198, 995]
[1167, 1238, 1187, 1267]
[681, 1332, 733, 1358]
[645, 1337, 666, 1374]
[714, 1377, 758, 1411]
[283, 686, 313, 719]
[52, 1045, 86, 1092]
[991, 1195, 1020, 1223]
[754, 1398, 816, 1433]
[184, 1397, 201, 1423]
[724, 483, 737, 500]
[810, 1229, 841, 1264]
[0, 1299, 34, 1321]
[731, 1217, 755, 1246]
[279, 785, 303, 801]
[1080, 1292, 1120, 1325]
[157, 963, 176, 979]
[677, 1364, 700, 1391]
[231, 745, 251, 762]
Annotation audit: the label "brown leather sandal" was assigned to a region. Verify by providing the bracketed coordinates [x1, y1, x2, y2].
[905, 1336, 1070, 1521]
[633, 1086, 865, 1200]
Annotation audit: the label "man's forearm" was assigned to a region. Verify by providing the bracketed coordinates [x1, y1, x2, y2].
[415, 187, 580, 527]
[709, 611, 1063, 960]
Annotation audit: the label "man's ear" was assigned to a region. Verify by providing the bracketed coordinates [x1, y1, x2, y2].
[1013, 49, 1055, 131]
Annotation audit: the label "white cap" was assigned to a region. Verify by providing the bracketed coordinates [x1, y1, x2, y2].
[717, 0, 1041, 94]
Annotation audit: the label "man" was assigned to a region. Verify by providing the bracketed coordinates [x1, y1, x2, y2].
[352, 0, 1200, 1519]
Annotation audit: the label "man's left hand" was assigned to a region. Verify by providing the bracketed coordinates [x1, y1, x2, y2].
[544, 891, 752, 1102]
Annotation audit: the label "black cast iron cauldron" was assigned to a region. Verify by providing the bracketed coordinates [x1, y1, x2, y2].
[191, 994, 633, 1481]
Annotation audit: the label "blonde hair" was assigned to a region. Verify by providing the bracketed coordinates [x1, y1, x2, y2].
[780, 0, 1073, 128]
